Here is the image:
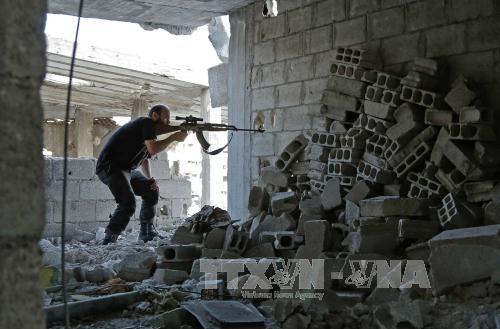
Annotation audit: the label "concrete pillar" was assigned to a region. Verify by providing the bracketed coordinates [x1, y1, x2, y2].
[0, 0, 47, 328]
[131, 94, 149, 119]
[228, 7, 253, 220]
[201, 88, 226, 208]
[74, 108, 94, 157]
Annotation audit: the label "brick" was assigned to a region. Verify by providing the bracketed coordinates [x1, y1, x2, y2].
[252, 62, 285, 88]
[424, 109, 453, 126]
[80, 180, 113, 200]
[398, 218, 440, 240]
[360, 196, 429, 217]
[353, 113, 393, 134]
[252, 133, 275, 156]
[311, 132, 342, 147]
[447, 0, 495, 22]
[261, 166, 290, 187]
[357, 160, 396, 184]
[276, 33, 304, 61]
[326, 76, 367, 98]
[254, 40, 275, 65]
[369, 7, 404, 39]
[288, 6, 312, 34]
[468, 16, 500, 51]
[407, 0, 446, 32]
[45, 180, 80, 201]
[464, 181, 496, 203]
[321, 90, 361, 112]
[334, 17, 366, 47]
[381, 33, 422, 65]
[315, 50, 336, 78]
[393, 141, 431, 178]
[278, 0, 303, 12]
[364, 100, 395, 120]
[349, 0, 379, 17]
[306, 26, 332, 54]
[447, 51, 496, 84]
[252, 87, 275, 110]
[277, 82, 302, 107]
[345, 181, 374, 204]
[286, 56, 314, 82]
[426, 24, 466, 58]
[54, 201, 96, 223]
[331, 62, 367, 80]
[401, 71, 439, 90]
[430, 127, 450, 167]
[52, 157, 95, 180]
[282, 106, 313, 130]
[448, 123, 496, 142]
[304, 79, 328, 104]
[321, 177, 342, 210]
[259, 15, 286, 41]
[315, 0, 346, 27]
[276, 134, 309, 171]
[401, 86, 445, 109]
[158, 180, 191, 199]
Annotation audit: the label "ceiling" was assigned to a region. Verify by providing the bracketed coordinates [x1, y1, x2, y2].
[47, 0, 256, 34]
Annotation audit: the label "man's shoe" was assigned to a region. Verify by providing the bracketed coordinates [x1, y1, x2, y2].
[138, 223, 163, 242]
[103, 228, 119, 245]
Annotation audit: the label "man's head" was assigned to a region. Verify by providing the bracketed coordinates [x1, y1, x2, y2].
[148, 104, 170, 125]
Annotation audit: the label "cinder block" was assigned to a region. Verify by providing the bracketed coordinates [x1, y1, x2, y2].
[52, 157, 96, 180]
[329, 121, 348, 134]
[401, 71, 439, 90]
[274, 231, 301, 250]
[407, 171, 446, 196]
[430, 127, 450, 167]
[275, 134, 309, 171]
[473, 142, 500, 167]
[381, 90, 401, 108]
[385, 120, 422, 146]
[261, 166, 290, 188]
[363, 152, 388, 169]
[373, 72, 401, 91]
[387, 126, 438, 168]
[328, 161, 357, 177]
[329, 148, 363, 163]
[299, 195, 323, 216]
[307, 145, 330, 162]
[357, 160, 396, 185]
[398, 219, 440, 240]
[442, 139, 479, 177]
[363, 100, 396, 120]
[400, 86, 445, 109]
[345, 200, 360, 227]
[360, 196, 430, 217]
[53, 200, 96, 223]
[290, 161, 309, 175]
[393, 102, 424, 122]
[393, 142, 431, 178]
[296, 175, 311, 192]
[271, 192, 298, 216]
[326, 76, 367, 98]
[345, 181, 374, 204]
[435, 168, 466, 194]
[248, 186, 269, 216]
[310, 132, 342, 147]
[321, 90, 361, 113]
[45, 180, 81, 201]
[307, 169, 325, 182]
[330, 62, 366, 80]
[341, 128, 373, 149]
[459, 106, 493, 124]
[362, 70, 378, 83]
[412, 57, 439, 76]
[425, 109, 453, 126]
[353, 114, 393, 134]
[464, 181, 496, 203]
[333, 46, 379, 68]
[445, 76, 477, 113]
[366, 134, 392, 157]
[223, 226, 249, 255]
[437, 193, 481, 229]
[334, 175, 357, 187]
[79, 180, 113, 200]
[321, 177, 342, 210]
[365, 85, 384, 102]
[483, 202, 500, 225]
[309, 179, 326, 193]
[448, 123, 496, 142]
[309, 160, 327, 173]
[158, 244, 201, 262]
[304, 220, 331, 251]
[204, 228, 227, 249]
[342, 222, 398, 254]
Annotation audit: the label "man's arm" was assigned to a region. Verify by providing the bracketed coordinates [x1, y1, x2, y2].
[144, 131, 188, 156]
[155, 124, 183, 136]
[141, 159, 151, 178]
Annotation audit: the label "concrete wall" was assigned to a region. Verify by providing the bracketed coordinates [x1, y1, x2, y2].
[43, 155, 192, 235]
[0, 0, 47, 328]
[230, 0, 500, 194]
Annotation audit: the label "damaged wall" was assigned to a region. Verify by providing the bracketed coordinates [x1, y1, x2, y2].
[43, 155, 192, 236]
[0, 0, 47, 328]
[237, 0, 500, 192]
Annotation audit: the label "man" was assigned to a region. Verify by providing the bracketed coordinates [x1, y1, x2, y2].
[96, 104, 187, 244]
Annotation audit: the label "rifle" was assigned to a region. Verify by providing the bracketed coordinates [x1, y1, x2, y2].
[175, 115, 265, 155]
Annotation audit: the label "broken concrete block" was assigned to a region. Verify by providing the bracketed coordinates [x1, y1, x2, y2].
[329, 121, 347, 134]
[248, 186, 269, 216]
[401, 71, 439, 90]
[321, 177, 342, 211]
[223, 226, 249, 255]
[171, 226, 203, 244]
[445, 76, 477, 113]
[424, 109, 453, 126]
[306, 145, 330, 162]
[321, 90, 361, 113]
[322, 106, 359, 121]
[381, 91, 401, 110]
[448, 123, 496, 142]
[394, 142, 431, 178]
[401, 86, 444, 109]
[330, 61, 366, 80]
[276, 134, 309, 171]
[393, 102, 424, 122]
[464, 181, 496, 203]
[305, 220, 331, 251]
[299, 195, 323, 216]
[412, 57, 439, 76]
[326, 75, 367, 98]
[474, 142, 500, 167]
[429, 225, 500, 294]
[357, 160, 396, 185]
[243, 243, 276, 258]
[271, 192, 298, 217]
[353, 113, 393, 134]
[204, 228, 227, 249]
[484, 202, 500, 225]
[459, 106, 493, 124]
[437, 193, 482, 229]
[398, 219, 440, 240]
[153, 269, 188, 285]
[345, 200, 360, 228]
[360, 196, 429, 217]
[430, 127, 450, 167]
[341, 128, 373, 149]
[158, 244, 201, 262]
[345, 181, 373, 204]
[310, 132, 342, 148]
[117, 250, 156, 282]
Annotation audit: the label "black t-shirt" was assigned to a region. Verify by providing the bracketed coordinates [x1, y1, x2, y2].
[96, 117, 157, 173]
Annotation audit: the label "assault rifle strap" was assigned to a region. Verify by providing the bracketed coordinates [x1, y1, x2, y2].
[195, 130, 234, 155]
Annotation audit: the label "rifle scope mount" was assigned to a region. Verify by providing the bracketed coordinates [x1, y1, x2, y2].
[175, 115, 204, 124]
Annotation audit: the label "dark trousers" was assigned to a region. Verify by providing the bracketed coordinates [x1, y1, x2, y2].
[97, 169, 159, 234]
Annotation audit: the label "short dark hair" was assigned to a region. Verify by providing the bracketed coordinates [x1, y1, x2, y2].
[148, 104, 169, 118]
